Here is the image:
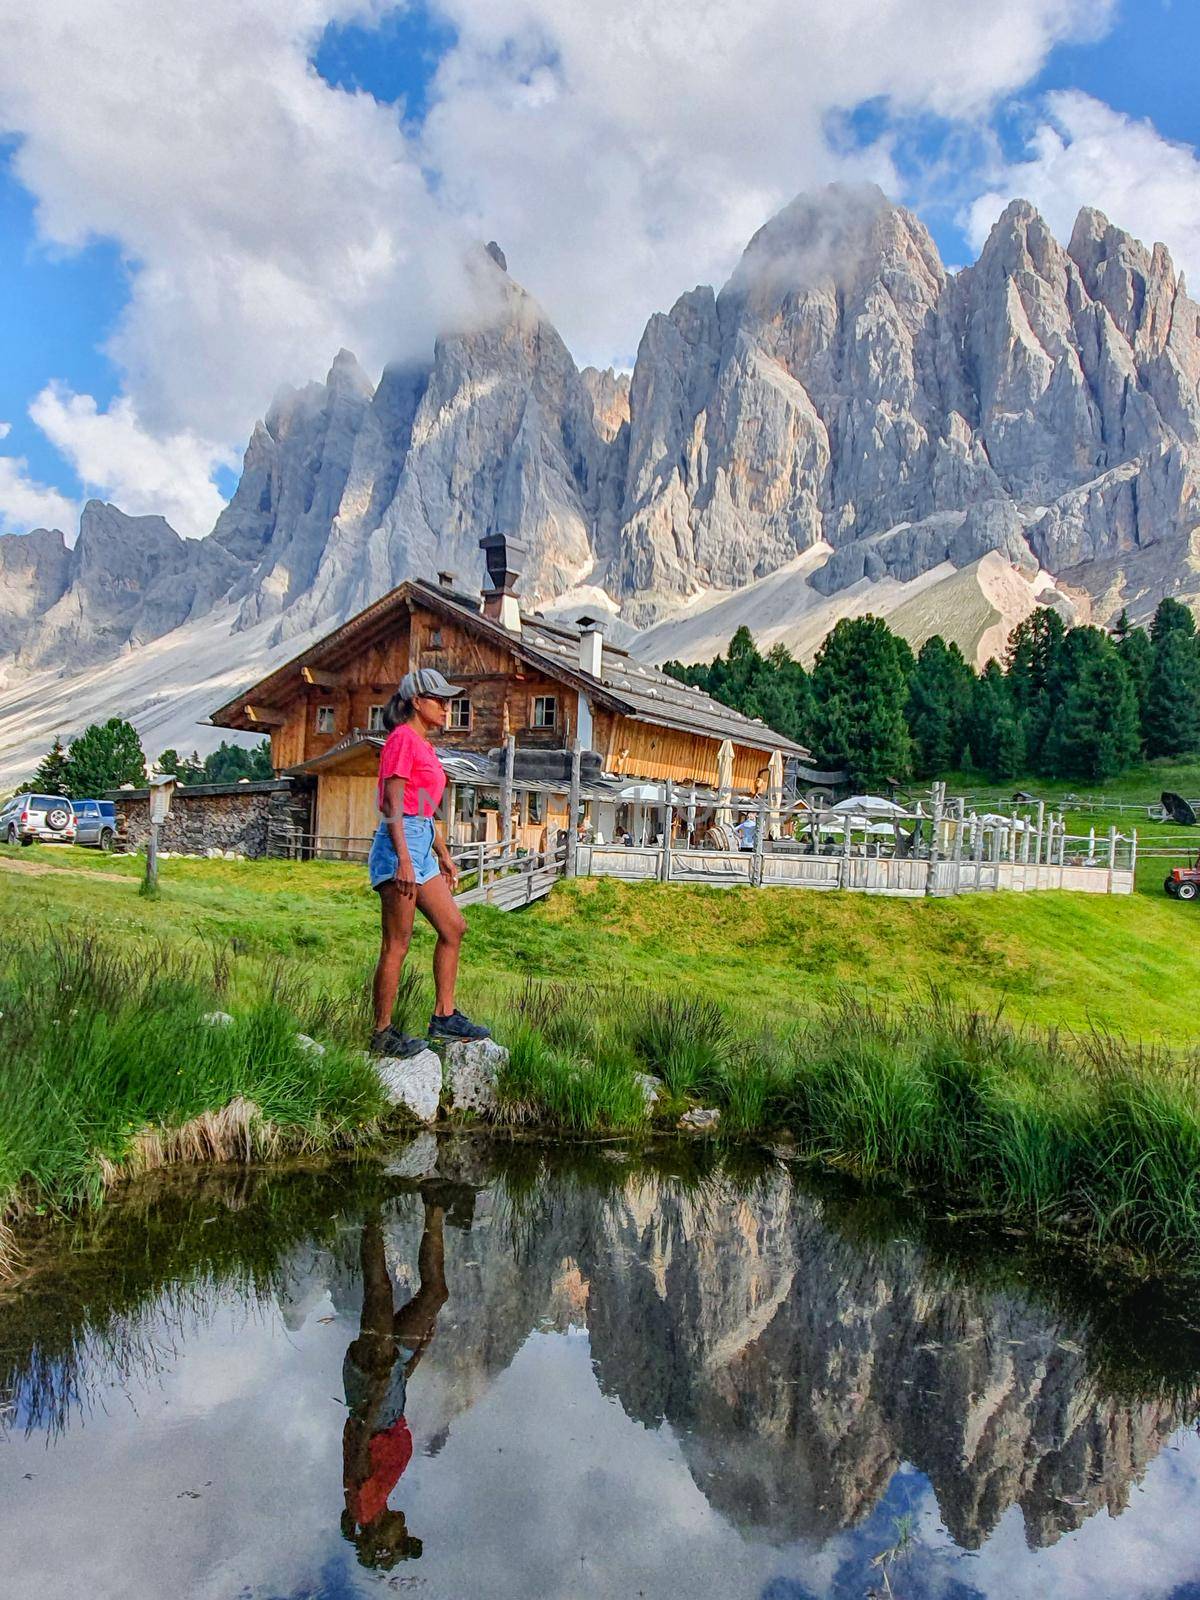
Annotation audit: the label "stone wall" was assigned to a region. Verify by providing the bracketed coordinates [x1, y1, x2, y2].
[109, 779, 313, 860]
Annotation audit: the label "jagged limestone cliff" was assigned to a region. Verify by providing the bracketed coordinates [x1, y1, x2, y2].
[3, 185, 1200, 690]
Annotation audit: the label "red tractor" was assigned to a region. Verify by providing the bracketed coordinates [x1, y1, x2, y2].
[1160, 793, 1199, 901]
[1164, 857, 1200, 901]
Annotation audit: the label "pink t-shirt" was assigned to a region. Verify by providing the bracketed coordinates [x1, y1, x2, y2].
[377, 724, 446, 817]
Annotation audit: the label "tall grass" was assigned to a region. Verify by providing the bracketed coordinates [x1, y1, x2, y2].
[481, 978, 1200, 1268]
[0, 930, 386, 1236]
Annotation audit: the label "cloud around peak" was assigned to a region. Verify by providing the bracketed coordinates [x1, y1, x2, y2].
[0, 0, 1128, 537]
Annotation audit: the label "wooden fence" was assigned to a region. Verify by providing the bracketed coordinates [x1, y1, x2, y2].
[278, 790, 1141, 906]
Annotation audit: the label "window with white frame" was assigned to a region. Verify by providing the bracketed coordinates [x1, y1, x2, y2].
[449, 697, 471, 730]
[527, 791, 546, 824]
[532, 694, 557, 729]
[316, 706, 336, 734]
[367, 704, 385, 732]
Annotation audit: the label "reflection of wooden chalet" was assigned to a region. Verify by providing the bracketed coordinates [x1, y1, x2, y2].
[209, 537, 812, 856]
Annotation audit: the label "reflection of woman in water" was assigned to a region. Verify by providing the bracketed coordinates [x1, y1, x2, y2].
[340, 1193, 449, 1571]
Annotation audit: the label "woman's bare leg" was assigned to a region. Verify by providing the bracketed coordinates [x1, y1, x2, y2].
[372, 882, 416, 1032]
[415, 873, 467, 1016]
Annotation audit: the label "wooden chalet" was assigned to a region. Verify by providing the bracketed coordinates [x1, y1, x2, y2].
[209, 537, 811, 856]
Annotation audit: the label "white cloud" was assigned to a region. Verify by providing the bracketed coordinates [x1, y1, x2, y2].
[0, 0, 1114, 524]
[0, 435, 80, 535]
[965, 90, 1200, 284]
[421, 0, 1113, 364]
[28, 385, 232, 537]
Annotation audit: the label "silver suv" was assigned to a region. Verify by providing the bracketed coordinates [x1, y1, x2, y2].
[0, 792, 77, 846]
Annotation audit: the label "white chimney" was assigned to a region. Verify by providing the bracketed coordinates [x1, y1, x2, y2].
[577, 616, 604, 678]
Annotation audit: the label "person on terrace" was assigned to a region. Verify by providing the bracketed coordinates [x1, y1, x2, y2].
[368, 668, 490, 1058]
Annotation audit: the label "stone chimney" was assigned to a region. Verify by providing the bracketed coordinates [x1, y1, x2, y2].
[479, 533, 525, 633]
[576, 615, 604, 678]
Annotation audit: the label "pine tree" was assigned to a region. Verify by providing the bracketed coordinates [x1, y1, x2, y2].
[1041, 629, 1140, 780]
[1114, 622, 1153, 749]
[1150, 596, 1196, 645]
[1005, 607, 1066, 766]
[1144, 625, 1200, 758]
[158, 747, 207, 784]
[61, 718, 147, 797]
[964, 661, 1025, 781]
[32, 735, 74, 797]
[663, 631, 812, 743]
[906, 636, 975, 776]
[201, 739, 275, 783]
[810, 615, 912, 789]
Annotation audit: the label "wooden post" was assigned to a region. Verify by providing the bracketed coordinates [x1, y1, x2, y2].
[951, 799, 965, 887]
[659, 780, 673, 882]
[1107, 825, 1117, 893]
[499, 733, 516, 856]
[752, 796, 767, 887]
[1130, 827, 1138, 884]
[929, 783, 943, 865]
[1034, 800, 1045, 867]
[145, 820, 160, 893]
[840, 811, 852, 888]
[565, 741, 582, 878]
[1056, 813, 1067, 867]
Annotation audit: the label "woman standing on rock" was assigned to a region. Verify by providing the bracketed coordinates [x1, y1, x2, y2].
[368, 669, 490, 1059]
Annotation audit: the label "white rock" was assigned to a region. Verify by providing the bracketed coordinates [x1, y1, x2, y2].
[633, 1071, 663, 1111]
[440, 1037, 508, 1117]
[201, 1010, 234, 1027]
[678, 1107, 720, 1131]
[205, 847, 223, 860]
[373, 1048, 442, 1123]
[383, 1131, 439, 1178]
[295, 1033, 325, 1056]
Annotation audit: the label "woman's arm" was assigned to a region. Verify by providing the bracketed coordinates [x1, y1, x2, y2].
[381, 775, 416, 899]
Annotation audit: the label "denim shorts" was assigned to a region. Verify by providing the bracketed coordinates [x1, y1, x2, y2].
[368, 817, 441, 891]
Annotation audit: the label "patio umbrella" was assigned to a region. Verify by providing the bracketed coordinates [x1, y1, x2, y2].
[715, 740, 735, 825]
[829, 795, 907, 816]
[617, 782, 667, 802]
[767, 749, 785, 839]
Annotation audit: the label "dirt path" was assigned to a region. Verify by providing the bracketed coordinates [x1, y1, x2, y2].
[0, 855, 119, 882]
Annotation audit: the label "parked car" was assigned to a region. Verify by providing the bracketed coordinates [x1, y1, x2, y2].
[0, 792, 77, 845]
[73, 798, 118, 851]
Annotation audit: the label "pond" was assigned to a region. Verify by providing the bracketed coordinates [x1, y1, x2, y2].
[3, 1137, 1200, 1599]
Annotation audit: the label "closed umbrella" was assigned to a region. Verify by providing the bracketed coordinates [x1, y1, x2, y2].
[715, 739, 735, 825]
[767, 749, 785, 840]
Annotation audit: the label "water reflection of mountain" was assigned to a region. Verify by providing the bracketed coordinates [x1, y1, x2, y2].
[576, 1174, 1181, 1550]
[3, 1148, 1195, 1562]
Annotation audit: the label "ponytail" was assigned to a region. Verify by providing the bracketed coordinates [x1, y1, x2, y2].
[383, 692, 415, 732]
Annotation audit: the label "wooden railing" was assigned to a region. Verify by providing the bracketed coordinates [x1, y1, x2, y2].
[451, 838, 567, 909]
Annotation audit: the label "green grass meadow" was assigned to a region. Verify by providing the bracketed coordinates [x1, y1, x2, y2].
[2, 835, 1200, 1269]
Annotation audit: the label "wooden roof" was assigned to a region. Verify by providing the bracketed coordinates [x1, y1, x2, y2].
[210, 578, 809, 759]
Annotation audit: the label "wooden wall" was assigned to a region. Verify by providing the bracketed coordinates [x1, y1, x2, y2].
[243, 594, 784, 791]
[315, 774, 379, 853]
[592, 712, 779, 789]
[267, 600, 583, 770]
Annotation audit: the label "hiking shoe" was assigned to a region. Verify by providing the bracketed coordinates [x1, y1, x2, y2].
[427, 1009, 491, 1042]
[369, 1026, 430, 1059]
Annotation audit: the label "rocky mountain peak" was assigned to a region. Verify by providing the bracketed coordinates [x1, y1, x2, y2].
[2, 186, 1200, 729]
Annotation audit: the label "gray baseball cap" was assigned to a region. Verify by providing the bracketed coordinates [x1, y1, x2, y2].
[399, 667, 464, 700]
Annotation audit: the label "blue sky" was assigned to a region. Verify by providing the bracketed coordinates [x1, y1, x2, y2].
[1, 0, 1198, 538]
